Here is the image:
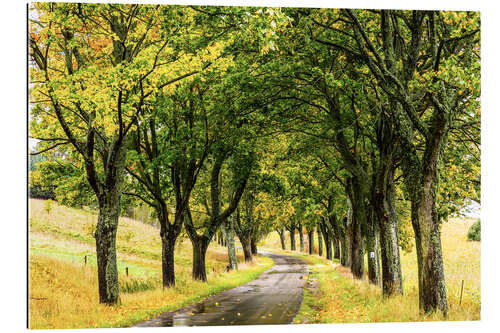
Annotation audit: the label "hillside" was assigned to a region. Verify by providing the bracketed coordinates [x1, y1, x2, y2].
[28, 199, 273, 329]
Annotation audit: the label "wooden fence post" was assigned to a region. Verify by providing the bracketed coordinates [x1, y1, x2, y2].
[460, 280, 464, 305]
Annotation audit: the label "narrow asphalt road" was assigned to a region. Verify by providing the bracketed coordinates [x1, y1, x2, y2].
[134, 252, 308, 327]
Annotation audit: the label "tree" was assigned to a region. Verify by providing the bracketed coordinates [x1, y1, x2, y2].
[235, 190, 259, 262]
[28, 4, 480, 315]
[29, 3, 170, 304]
[185, 142, 253, 281]
[123, 7, 239, 286]
[341, 9, 480, 314]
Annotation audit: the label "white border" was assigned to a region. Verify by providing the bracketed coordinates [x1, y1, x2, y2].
[2, 1, 499, 332]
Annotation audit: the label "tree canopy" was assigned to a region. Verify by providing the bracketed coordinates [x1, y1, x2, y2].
[29, 3, 480, 315]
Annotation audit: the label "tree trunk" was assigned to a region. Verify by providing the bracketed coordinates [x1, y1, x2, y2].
[278, 228, 286, 250]
[375, 165, 403, 295]
[290, 229, 296, 251]
[94, 143, 127, 305]
[299, 226, 304, 252]
[346, 177, 365, 279]
[222, 217, 238, 270]
[192, 236, 209, 281]
[393, 98, 448, 314]
[317, 227, 323, 256]
[340, 219, 348, 266]
[332, 236, 341, 260]
[251, 237, 258, 255]
[241, 237, 253, 262]
[157, 206, 178, 288]
[95, 204, 120, 304]
[365, 211, 380, 285]
[320, 222, 332, 260]
[308, 229, 314, 254]
[327, 213, 341, 261]
[373, 114, 403, 294]
[343, 216, 352, 268]
[161, 234, 176, 287]
[411, 181, 448, 314]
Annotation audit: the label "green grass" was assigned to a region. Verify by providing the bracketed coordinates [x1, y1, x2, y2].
[291, 254, 339, 324]
[30, 247, 157, 278]
[266, 218, 480, 323]
[28, 198, 275, 329]
[105, 255, 274, 328]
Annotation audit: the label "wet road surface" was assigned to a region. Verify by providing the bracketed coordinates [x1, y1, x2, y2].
[134, 252, 308, 327]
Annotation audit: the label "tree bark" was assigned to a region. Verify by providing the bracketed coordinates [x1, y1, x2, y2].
[412, 198, 447, 314]
[343, 215, 352, 268]
[340, 218, 348, 266]
[328, 213, 341, 260]
[374, 165, 403, 294]
[277, 228, 286, 250]
[95, 204, 120, 304]
[251, 237, 258, 255]
[161, 233, 176, 287]
[317, 227, 323, 256]
[320, 221, 332, 260]
[234, 195, 259, 262]
[222, 216, 238, 270]
[346, 177, 365, 279]
[395, 101, 448, 313]
[191, 236, 209, 281]
[372, 113, 403, 294]
[94, 143, 127, 305]
[156, 205, 182, 288]
[365, 210, 380, 285]
[307, 229, 314, 254]
[299, 225, 305, 252]
[289, 229, 296, 251]
[241, 237, 253, 262]
[332, 236, 341, 260]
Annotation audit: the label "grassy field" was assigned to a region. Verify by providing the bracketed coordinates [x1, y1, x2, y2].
[28, 199, 274, 329]
[261, 217, 480, 323]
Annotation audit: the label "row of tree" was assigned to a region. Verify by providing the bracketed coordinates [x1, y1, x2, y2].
[29, 3, 480, 318]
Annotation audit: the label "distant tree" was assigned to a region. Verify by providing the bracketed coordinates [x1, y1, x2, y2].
[43, 199, 54, 215]
[467, 219, 481, 241]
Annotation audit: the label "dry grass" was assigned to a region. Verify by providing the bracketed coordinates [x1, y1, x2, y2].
[264, 218, 480, 323]
[29, 254, 272, 329]
[28, 199, 272, 329]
